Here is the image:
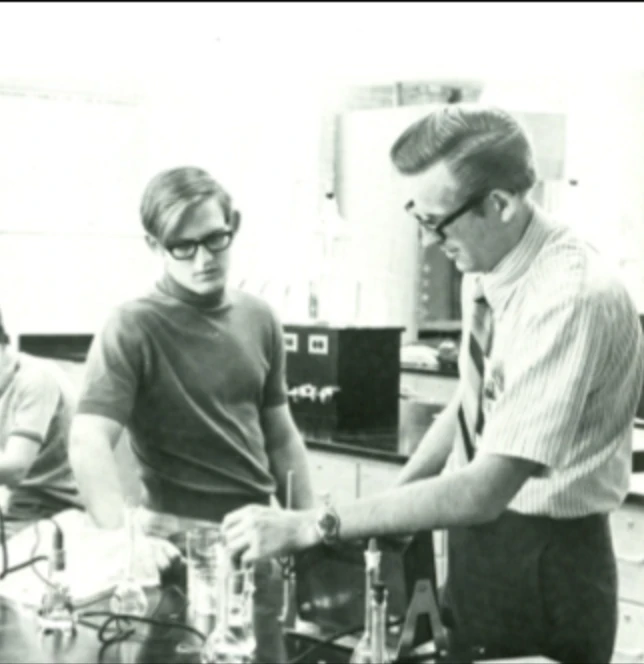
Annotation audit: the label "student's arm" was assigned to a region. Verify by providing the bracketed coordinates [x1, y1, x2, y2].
[0, 364, 59, 487]
[261, 306, 315, 510]
[0, 436, 39, 486]
[69, 310, 180, 572]
[68, 414, 127, 528]
[69, 311, 139, 528]
[69, 412, 179, 571]
[263, 404, 315, 510]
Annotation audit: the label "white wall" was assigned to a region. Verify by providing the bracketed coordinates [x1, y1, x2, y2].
[0, 82, 328, 336]
[479, 71, 644, 311]
[1, 2, 644, 337]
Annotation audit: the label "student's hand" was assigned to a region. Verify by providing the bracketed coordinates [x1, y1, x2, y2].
[221, 505, 319, 565]
[106, 529, 182, 585]
[140, 535, 182, 576]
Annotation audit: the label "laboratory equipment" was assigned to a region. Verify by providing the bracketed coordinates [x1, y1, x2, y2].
[109, 505, 148, 617]
[350, 538, 382, 663]
[283, 325, 404, 450]
[369, 582, 391, 664]
[37, 524, 76, 633]
[279, 470, 298, 629]
[186, 526, 221, 619]
[201, 549, 256, 664]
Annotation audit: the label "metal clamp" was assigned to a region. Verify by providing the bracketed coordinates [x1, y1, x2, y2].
[395, 578, 448, 661]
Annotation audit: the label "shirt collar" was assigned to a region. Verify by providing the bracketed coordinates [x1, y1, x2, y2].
[480, 205, 552, 313]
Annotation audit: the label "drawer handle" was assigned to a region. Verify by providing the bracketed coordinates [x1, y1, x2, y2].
[619, 553, 644, 565]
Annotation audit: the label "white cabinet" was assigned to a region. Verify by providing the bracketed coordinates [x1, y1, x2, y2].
[611, 498, 644, 662]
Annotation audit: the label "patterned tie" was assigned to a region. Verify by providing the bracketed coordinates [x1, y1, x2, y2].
[456, 279, 494, 463]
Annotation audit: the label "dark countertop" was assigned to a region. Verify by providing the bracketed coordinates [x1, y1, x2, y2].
[306, 436, 407, 465]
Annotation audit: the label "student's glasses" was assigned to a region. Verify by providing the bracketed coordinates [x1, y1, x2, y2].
[165, 230, 235, 261]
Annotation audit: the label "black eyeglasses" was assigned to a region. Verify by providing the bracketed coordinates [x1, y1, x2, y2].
[165, 230, 235, 261]
[405, 193, 487, 242]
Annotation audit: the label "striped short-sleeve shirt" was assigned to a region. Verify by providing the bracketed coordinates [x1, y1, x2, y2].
[444, 207, 644, 517]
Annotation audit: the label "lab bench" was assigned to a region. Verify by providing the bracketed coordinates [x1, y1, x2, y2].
[305, 428, 644, 664]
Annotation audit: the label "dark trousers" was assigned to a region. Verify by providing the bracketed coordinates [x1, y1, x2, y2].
[440, 510, 617, 664]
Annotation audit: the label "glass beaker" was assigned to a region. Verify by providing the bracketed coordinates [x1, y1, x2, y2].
[186, 526, 222, 620]
[109, 504, 148, 618]
[201, 558, 256, 664]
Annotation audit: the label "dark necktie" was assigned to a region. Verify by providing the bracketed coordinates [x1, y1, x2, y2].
[456, 280, 494, 463]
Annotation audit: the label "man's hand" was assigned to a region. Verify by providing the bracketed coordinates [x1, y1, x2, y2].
[221, 505, 319, 564]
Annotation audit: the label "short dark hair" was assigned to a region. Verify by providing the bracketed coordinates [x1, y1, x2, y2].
[140, 167, 235, 244]
[390, 103, 537, 199]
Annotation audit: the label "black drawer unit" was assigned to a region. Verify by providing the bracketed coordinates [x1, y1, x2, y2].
[283, 325, 404, 450]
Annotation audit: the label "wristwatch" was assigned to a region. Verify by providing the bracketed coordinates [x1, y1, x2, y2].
[315, 499, 341, 545]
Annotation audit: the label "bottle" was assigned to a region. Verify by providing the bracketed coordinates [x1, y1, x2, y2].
[369, 582, 391, 664]
[38, 525, 76, 633]
[109, 505, 148, 617]
[201, 552, 256, 664]
[308, 280, 319, 321]
[350, 538, 382, 663]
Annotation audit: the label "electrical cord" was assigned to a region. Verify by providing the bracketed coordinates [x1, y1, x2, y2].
[78, 610, 207, 645]
[0, 506, 49, 579]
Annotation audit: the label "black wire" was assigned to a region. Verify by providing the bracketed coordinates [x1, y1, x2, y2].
[286, 623, 365, 664]
[0, 508, 62, 580]
[3, 554, 49, 576]
[97, 614, 135, 646]
[79, 610, 207, 644]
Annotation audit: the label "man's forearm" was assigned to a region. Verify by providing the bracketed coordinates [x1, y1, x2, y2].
[69, 437, 126, 529]
[268, 435, 316, 510]
[394, 393, 460, 487]
[337, 464, 489, 540]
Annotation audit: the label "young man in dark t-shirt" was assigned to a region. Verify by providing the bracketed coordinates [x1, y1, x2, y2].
[69, 166, 315, 662]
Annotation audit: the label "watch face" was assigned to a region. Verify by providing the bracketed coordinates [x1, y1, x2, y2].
[320, 513, 336, 531]
[318, 508, 339, 540]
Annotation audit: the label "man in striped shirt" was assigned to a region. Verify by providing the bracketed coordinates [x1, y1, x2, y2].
[221, 104, 644, 662]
